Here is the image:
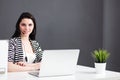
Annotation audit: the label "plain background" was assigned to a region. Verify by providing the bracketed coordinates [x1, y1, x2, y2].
[0, 0, 120, 72]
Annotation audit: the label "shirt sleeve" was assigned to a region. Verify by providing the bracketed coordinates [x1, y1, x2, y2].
[33, 41, 43, 63]
[8, 39, 15, 62]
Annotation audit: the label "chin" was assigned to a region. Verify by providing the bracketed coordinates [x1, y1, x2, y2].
[22, 34, 30, 37]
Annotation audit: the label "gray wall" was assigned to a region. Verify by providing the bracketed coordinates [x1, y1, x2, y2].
[4, 0, 120, 71]
[103, 0, 120, 72]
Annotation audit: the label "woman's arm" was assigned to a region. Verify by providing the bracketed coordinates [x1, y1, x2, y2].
[17, 62, 40, 69]
[8, 62, 40, 72]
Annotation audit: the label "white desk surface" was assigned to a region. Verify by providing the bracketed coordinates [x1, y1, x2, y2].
[7, 65, 120, 80]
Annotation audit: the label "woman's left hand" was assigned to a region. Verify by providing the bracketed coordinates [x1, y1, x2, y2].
[15, 62, 26, 66]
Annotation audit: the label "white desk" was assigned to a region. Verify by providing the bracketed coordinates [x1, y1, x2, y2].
[7, 65, 120, 80]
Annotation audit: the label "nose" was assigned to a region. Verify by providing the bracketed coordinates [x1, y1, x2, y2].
[25, 25, 29, 30]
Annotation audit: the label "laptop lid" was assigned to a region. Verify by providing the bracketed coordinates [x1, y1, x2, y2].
[37, 49, 80, 77]
[0, 40, 8, 79]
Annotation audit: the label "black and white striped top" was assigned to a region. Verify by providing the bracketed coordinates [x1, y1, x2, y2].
[8, 37, 42, 64]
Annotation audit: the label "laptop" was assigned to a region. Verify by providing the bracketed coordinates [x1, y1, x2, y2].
[0, 40, 8, 80]
[29, 49, 80, 77]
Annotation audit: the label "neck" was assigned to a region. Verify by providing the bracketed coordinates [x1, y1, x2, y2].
[21, 36, 29, 42]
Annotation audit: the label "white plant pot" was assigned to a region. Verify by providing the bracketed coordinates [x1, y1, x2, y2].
[95, 63, 106, 74]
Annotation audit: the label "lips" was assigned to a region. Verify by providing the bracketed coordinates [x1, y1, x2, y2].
[22, 31, 30, 34]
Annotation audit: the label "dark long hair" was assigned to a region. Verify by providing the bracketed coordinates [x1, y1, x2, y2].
[12, 12, 36, 40]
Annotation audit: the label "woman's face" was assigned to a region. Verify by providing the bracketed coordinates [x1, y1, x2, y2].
[19, 18, 34, 37]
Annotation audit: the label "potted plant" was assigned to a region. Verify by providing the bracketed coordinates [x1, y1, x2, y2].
[92, 49, 110, 74]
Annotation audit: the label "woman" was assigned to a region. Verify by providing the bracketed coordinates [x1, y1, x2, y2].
[8, 12, 42, 72]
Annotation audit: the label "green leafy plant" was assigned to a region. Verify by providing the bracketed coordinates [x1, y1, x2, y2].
[92, 49, 110, 63]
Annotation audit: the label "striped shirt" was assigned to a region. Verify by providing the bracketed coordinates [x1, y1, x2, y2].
[8, 37, 42, 64]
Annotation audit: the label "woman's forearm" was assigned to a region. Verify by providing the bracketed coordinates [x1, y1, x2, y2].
[8, 62, 38, 72]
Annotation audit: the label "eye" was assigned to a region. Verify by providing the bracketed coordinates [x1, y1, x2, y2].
[21, 23, 26, 26]
[29, 24, 33, 26]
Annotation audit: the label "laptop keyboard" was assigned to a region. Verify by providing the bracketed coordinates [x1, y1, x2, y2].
[28, 70, 39, 77]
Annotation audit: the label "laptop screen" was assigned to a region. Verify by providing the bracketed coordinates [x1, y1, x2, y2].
[29, 49, 80, 77]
